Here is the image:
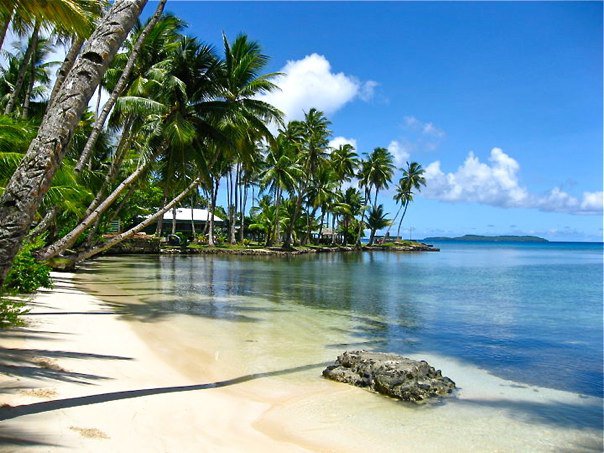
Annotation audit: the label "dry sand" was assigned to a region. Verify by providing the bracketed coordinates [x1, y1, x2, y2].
[0, 273, 311, 451]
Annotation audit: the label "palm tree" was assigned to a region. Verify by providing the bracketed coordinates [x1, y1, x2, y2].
[1, 0, 98, 43]
[366, 204, 391, 245]
[260, 135, 301, 245]
[395, 161, 426, 240]
[3, 19, 41, 115]
[37, 33, 224, 260]
[75, 2, 172, 172]
[283, 109, 331, 249]
[330, 143, 359, 183]
[0, 0, 146, 285]
[305, 163, 337, 244]
[362, 147, 395, 208]
[216, 33, 283, 244]
[333, 187, 366, 245]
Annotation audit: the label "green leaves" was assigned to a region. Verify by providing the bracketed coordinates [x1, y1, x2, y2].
[3, 0, 103, 39]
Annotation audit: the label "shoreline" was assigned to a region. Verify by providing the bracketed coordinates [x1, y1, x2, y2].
[159, 243, 439, 256]
[0, 273, 320, 451]
[1, 269, 602, 451]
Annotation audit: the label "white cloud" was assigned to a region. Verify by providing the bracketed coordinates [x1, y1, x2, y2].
[404, 116, 445, 138]
[580, 191, 604, 213]
[329, 136, 358, 152]
[359, 80, 378, 102]
[387, 140, 411, 166]
[259, 53, 377, 123]
[422, 148, 602, 215]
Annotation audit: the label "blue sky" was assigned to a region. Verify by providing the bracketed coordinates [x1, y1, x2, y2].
[151, 1, 602, 241]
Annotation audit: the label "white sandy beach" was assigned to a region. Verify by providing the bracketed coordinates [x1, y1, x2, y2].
[0, 272, 602, 452]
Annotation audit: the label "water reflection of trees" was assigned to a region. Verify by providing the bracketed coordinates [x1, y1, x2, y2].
[112, 254, 422, 348]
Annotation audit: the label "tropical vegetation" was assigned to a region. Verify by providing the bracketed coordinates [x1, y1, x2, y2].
[0, 0, 428, 311]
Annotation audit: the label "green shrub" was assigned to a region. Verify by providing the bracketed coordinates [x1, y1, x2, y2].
[0, 296, 28, 328]
[3, 238, 53, 294]
[175, 232, 189, 247]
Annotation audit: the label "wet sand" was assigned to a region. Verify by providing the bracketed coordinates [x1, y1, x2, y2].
[0, 272, 602, 451]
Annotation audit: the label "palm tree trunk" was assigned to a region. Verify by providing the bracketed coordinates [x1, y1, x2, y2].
[0, 10, 13, 53]
[268, 187, 280, 247]
[383, 203, 403, 239]
[0, 0, 147, 286]
[332, 214, 337, 245]
[239, 182, 248, 243]
[317, 209, 325, 244]
[283, 190, 303, 249]
[82, 119, 133, 218]
[171, 206, 177, 235]
[207, 178, 218, 246]
[37, 161, 150, 261]
[71, 179, 199, 264]
[369, 228, 376, 246]
[94, 82, 102, 117]
[155, 192, 168, 236]
[4, 20, 40, 115]
[200, 188, 209, 238]
[75, 0, 166, 173]
[21, 28, 39, 119]
[28, 206, 58, 239]
[396, 202, 410, 239]
[190, 195, 196, 238]
[230, 165, 239, 244]
[47, 37, 84, 110]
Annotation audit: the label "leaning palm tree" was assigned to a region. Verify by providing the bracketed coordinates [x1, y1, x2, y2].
[0, 0, 146, 286]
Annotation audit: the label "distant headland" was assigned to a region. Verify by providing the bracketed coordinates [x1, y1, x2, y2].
[423, 234, 549, 243]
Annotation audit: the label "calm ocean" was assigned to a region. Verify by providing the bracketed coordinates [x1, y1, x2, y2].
[85, 241, 603, 398]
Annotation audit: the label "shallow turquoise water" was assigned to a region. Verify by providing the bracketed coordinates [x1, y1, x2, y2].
[84, 241, 603, 401]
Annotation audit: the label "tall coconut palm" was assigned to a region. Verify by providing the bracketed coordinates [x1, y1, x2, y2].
[37, 35, 223, 260]
[360, 147, 395, 208]
[394, 161, 426, 240]
[0, 0, 146, 285]
[216, 33, 283, 243]
[75, 2, 172, 172]
[282, 109, 330, 249]
[260, 135, 301, 245]
[330, 143, 359, 183]
[305, 163, 337, 244]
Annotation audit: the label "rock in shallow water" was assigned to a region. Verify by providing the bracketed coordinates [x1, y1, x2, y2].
[322, 350, 456, 404]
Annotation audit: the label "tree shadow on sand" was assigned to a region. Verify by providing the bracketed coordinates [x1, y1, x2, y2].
[0, 345, 132, 385]
[0, 426, 63, 448]
[0, 361, 331, 421]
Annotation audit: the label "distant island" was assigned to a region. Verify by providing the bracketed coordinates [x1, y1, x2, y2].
[423, 234, 549, 243]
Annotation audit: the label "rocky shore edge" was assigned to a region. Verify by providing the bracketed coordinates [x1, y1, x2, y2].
[101, 235, 439, 256]
[160, 243, 439, 256]
[323, 350, 456, 404]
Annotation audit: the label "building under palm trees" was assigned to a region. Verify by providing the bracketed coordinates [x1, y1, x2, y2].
[145, 208, 224, 238]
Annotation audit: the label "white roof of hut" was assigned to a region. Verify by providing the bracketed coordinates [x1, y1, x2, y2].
[162, 208, 223, 223]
